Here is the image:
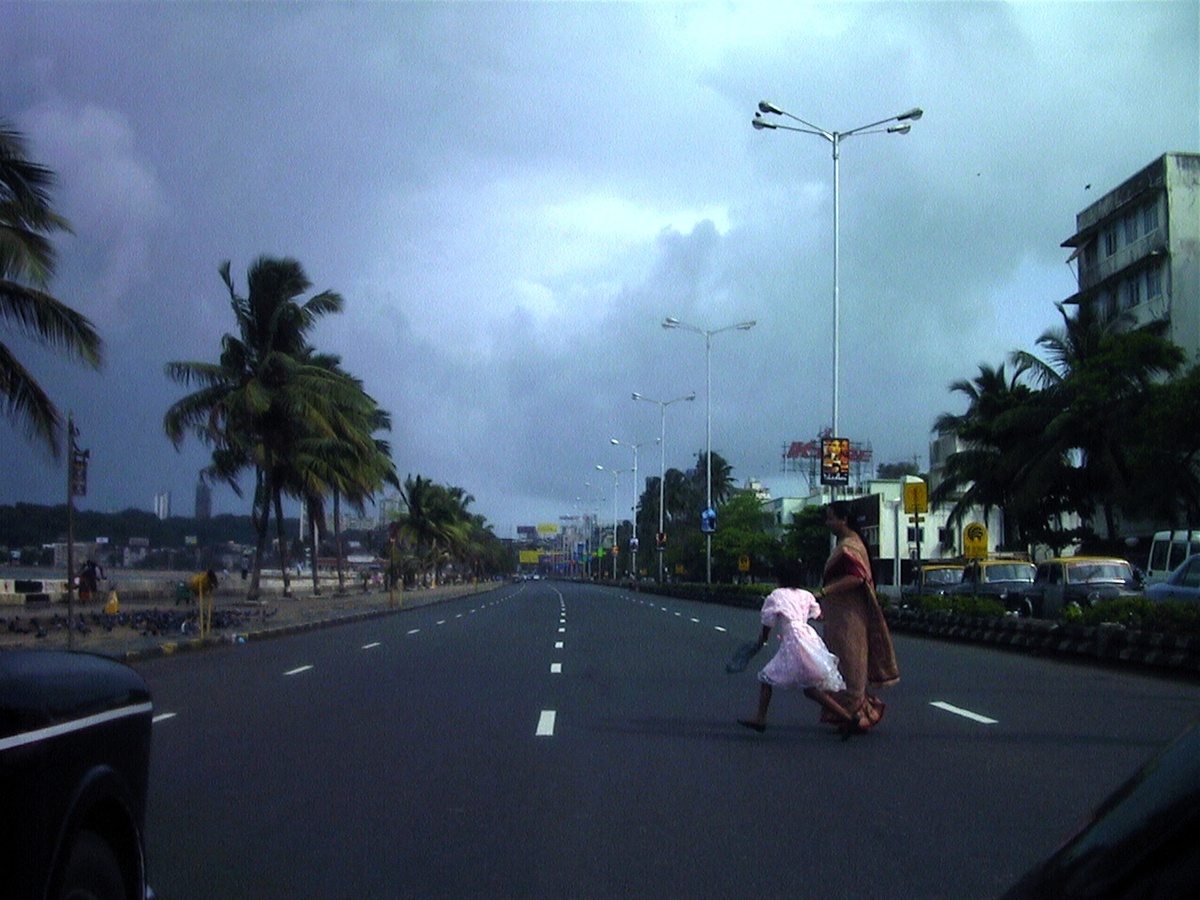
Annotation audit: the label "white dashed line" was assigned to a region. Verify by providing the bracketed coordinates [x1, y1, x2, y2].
[714, 626, 727, 633]
[407, 628, 420, 635]
[555, 641, 564, 649]
[362, 642, 381, 650]
[284, 665, 313, 677]
[152, 713, 176, 724]
[550, 662, 563, 674]
[931, 701, 998, 724]
[536, 710, 557, 736]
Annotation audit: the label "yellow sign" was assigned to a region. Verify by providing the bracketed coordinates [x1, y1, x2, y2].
[519, 550, 540, 564]
[903, 480, 928, 515]
[738, 554, 751, 573]
[536, 523, 559, 535]
[963, 522, 988, 559]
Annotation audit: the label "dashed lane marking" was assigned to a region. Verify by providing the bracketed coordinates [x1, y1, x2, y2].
[362, 642, 381, 650]
[152, 713, 176, 724]
[284, 665, 314, 677]
[536, 710, 557, 736]
[931, 701, 998, 724]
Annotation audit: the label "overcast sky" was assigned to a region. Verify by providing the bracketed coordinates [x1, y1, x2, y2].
[2, 1, 1197, 537]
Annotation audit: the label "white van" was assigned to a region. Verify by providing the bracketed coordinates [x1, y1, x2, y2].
[1146, 530, 1200, 585]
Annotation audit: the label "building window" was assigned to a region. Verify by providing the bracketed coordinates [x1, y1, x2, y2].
[1122, 278, 1141, 311]
[1143, 199, 1160, 234]
[1146, 265, 1162, 299]
[1124, 212, 1139, 245]
[1103, 289, 1118, 318]
[1104, 227, 1118, 257]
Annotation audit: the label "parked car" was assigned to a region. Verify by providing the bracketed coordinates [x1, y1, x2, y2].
[1003, 717, 1200, 898]
[900, 563, 964, 607]
[1023, 556, 1141, 618]
[1146, 553, 1200, 604]
[952, 558, 1035, 614]
[1145, 528, 1200, 586]
[0, 650, 154, 900]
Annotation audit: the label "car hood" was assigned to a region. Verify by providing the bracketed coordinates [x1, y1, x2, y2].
[0, 651, 151, 740]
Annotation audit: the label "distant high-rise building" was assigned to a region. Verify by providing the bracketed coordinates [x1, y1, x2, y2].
[195, 480, 212, 520]
[154, 491, 171, 521]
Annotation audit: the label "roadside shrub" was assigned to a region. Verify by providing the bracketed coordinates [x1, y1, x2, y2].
[1079, 595, 1200, 635]
[917, 594, 1005, 618]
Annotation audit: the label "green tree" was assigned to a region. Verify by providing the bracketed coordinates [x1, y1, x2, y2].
[1, 121, 103, 455]
[710, 490, 781, 582]
[164, 257, 347, 597]
[1013, 302, 1183, 540]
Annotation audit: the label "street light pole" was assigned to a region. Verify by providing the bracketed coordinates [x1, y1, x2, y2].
[611, 437, 657, 582]
[596, 465, 624, 580]
[662, 317, 755, 584]
[632, 391, 696, 583]
[752, 102, 922, 447]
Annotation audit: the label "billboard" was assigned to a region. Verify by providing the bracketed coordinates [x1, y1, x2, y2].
[820, 437, 850, 487]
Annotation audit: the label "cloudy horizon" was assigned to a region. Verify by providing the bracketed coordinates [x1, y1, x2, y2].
[2, 2, 1197, 537]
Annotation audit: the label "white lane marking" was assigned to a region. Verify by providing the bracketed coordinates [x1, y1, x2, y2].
[536, 710, 557, 736]
[436, 620, 447, 626]
[152, 712, 177, 724]
[690, 617, 700, 623]
[931, 701, 998, 724]
[407, 628, 420, 635]
[362, 642, 381, 650]
[284, 665, 314, 677]
[558, 627, 566, 633]
[555, 641, 564, 649]
[550, 662, 563, 674]
[714, 626, 727, 633]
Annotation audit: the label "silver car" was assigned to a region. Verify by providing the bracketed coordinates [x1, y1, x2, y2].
[1146, 553, 1200, 604]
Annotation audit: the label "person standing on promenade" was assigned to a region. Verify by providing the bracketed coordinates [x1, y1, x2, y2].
[807, 501, 899, 737]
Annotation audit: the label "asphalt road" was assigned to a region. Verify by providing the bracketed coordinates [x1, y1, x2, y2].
[135, 580, 1200, 899]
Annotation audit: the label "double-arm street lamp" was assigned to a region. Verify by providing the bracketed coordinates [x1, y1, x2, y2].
[632, 391, 696, 582]
[662, 317, 756, 584]
[611, 436, 658, 581]
[752, 101, 922, 444]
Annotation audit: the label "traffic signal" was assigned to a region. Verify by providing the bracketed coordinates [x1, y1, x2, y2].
[655, 532, 667, 550]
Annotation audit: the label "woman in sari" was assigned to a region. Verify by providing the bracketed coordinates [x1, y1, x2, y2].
[804, 501, 900, 737]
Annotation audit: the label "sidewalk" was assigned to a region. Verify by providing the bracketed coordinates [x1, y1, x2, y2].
[0, 580, 496, 661]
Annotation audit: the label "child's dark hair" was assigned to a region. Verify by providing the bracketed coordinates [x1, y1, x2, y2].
[775, 557, 806, 589]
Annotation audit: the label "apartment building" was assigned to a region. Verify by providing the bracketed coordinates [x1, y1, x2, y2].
[1061, 152, 1200, 360]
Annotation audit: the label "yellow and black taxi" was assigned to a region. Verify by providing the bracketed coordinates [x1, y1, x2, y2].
[1023, 556, 1141, 619]
[900, 562, 965, 607]
[952, 558, 1036, 615]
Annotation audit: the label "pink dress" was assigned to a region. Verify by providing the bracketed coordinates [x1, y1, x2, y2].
[758, 588, 846, 692]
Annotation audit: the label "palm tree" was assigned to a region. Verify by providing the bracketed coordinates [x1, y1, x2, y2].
[1013, 302, 1183, 539]
[164, 256, 345, 597]
[931, 361, 1050, 547]
[1, 121, 103, 455]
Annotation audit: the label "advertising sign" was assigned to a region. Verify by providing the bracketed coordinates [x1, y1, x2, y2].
[820, 437, 850, 487]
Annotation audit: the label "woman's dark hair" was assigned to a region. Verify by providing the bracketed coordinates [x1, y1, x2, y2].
[775, 558, 806, 589]
[827, 501, 859, 533]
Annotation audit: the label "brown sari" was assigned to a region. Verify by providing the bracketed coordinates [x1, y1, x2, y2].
[820, 535, 899, 727]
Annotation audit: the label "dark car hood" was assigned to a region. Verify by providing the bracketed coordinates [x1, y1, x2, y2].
[0, 651, 151, 740]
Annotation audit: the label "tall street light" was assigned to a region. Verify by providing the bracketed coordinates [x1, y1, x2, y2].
[662, 317, 755, 584]
[595, 465, 624, 580]
[632, 391, 696, 583]
[753, 101, 922, 449]
[611, 436, 658, 582]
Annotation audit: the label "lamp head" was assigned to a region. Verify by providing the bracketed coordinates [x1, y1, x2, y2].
[662, 317, 680, 329]
[898, 107, 923, 121]
[887, 124, 912, 135]
[632, 392, 642, 401]
[737, 320, 757, 330]
[752, 114, 776, 131]
[611, 438, 620, 445]
[757, 100, 784, 115]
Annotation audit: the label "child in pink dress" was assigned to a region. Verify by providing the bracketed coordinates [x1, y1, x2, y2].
[738, 560, 845, 733]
